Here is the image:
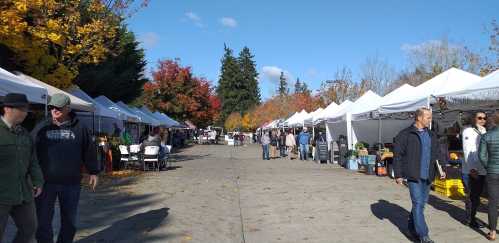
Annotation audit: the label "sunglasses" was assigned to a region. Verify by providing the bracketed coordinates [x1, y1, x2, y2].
[48, 106, 63, 112]
[477, 116, 487, 120]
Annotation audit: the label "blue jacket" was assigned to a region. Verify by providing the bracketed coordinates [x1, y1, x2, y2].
[298, 131, 310, 145]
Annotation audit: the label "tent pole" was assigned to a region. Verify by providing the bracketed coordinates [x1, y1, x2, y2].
[378, 115, 382, 149]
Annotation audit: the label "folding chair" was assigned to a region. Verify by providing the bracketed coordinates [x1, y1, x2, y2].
[164, 145, 172, 168]
[118, 145, 130, 169]
[143, 146, 160, 171]
[129, 144, 141, 168]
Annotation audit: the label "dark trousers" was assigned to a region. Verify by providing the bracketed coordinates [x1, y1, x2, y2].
[487, 174, 499, 230]
[0, 201, 37, 243]
[463, 174, 486, 223]
[408, 179, 431, 238]
[279, 145, 286, 157]
[36, 184, 81, 243]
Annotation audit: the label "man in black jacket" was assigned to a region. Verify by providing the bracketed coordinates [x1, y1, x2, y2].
[33, 93, 100, 243]
[394, 107, 445, 243]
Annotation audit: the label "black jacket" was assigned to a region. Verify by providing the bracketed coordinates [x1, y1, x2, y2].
[33, 114, 100, 185]
[393, 125, 440, 182]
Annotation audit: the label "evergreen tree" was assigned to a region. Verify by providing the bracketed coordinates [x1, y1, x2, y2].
[217, 44, 242, 121]
[294, 78, 302, 93]
[76, 26, 147, 103]
[278, 71, 288, 97]
[238, 46, 261, 110]
[301, 81, 311, 95]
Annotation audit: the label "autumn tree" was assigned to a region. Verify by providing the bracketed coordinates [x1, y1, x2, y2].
[143, 59, 220, 128]
[0, 0, 148, 88]
[318, 66, 358, 104]
[75, 26, 147, 103]
[481, 19, 499, 75]
[224, 112, 242, 132]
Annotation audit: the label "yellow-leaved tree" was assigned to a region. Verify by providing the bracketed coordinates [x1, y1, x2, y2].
[224, 112, 242, 132]
[0, 0, 146, 88]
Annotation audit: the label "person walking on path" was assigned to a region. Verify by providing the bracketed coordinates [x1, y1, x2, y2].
[479, 111, 499, 241]
[261, 131, 270, 160]
[32, 93, 100, 243]
[393, 107, 445, 243]
[286, 130, 296, 160]
[462, 111, 487, 228]
[279, 130, 287, 158]
[298, 127, 311, 160]
[270, 130, 279, 159]
[0, 93, 44, 243]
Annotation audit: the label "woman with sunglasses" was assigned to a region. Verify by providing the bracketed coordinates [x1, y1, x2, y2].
[461, 111, 487, 229]
[480, 111, 499, 241]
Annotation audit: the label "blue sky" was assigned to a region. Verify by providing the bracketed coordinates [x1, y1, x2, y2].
[126, 0, 498, 100]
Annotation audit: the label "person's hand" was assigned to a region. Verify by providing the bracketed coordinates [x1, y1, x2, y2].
[33, 186, 42, 197]
[395, 178, 404, 185]
[469, 169, 478, 179]
[440, 172, 446, 180]
[89, 175, 98, 191]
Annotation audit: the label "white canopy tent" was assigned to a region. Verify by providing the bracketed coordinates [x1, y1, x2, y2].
[0, 68, 48, 104]
[303, 107, 323, 127]
[288, 110, 309, 128]
[68, 87, 123, 134]
[313, 102, 338, 125]
[140, 107, 171, 127]
[283, 112, 299, 127]
[16, 73, 94, 112]
[153, 112, 181, 127]
[115, 101, 160, 126]
[443, 69, 499, 108]
[379, 68, 482, 114]
[128, 107, 162, 127]
[323, 100, 353, 150]
[94, 96, 140, 122]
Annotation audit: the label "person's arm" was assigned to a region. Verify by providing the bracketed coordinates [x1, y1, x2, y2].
[479, 134, 489, 169]
[29, 136, 44, 195]
[82, 127, 100, 175]
[393, 132, 406, 180]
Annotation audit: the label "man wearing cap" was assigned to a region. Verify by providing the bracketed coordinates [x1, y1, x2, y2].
[32, 93, 100, 243]
[0, 93, 44, 243]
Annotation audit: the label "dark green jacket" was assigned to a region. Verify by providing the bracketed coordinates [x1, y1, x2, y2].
[0, 119, 44, 205]
[479, 127, 499, 174]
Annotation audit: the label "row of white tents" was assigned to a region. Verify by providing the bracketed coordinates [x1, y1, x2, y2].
[0, 67, 183, 135]
[260, 67, 499, 150]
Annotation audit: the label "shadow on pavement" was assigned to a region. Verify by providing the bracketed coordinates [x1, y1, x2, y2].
[76, 208, 171, 243]
[170, 154, 210, 162]
[370, 199, 417, 242]
[427, 194, 488, 238]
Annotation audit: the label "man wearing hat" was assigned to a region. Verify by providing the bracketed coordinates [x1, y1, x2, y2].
[0, 93, 44, 243]
[32, 93, 100, 243]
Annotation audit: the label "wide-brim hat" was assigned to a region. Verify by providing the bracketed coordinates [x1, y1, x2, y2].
[0, 93, 29, 107]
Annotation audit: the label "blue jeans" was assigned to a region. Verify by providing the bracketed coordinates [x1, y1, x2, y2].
[36, 184, 81, 243]
[299, 144, 309, 160]
[407, 179, 431, 238]
[262, 144, 270, 160]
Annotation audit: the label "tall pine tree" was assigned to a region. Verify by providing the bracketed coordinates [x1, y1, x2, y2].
[217, 45, 242, 121]
[238, 46, 261, 110]
[294, 78, 302, 93]
[278, 71, 288, 97]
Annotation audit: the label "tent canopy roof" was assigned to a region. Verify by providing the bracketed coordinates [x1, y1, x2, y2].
[16, 73, 94, 112]
[94, 96, 140, 122]
[69, 87, 122, 119]
[0, 68, 47, 104]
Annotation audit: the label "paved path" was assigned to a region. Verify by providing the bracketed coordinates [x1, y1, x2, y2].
[3, 144, 492, 242]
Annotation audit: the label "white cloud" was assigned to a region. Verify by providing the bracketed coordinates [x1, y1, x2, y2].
[261, 66, 292, 83]
[306, 68, 318, 78]
[220, 17, 238, 28]
[138, 32, 159, 49]
[401, 39, 461, 53]
[184, 11, 204, 28]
